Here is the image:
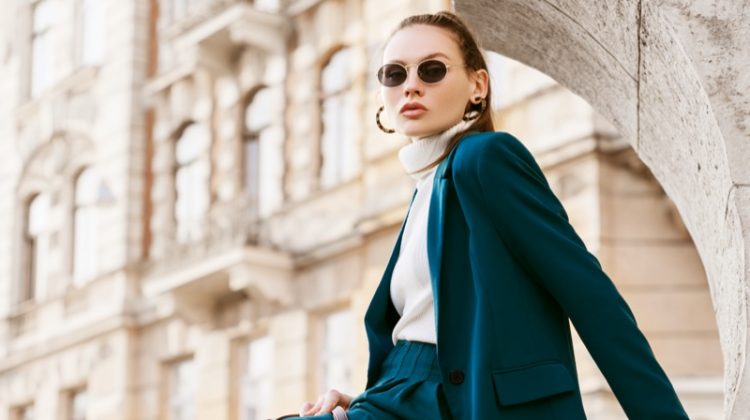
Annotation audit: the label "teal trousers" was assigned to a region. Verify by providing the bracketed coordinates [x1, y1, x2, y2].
[296, 340, 452, 420]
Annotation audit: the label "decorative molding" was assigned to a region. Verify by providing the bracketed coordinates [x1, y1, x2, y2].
[172, 2, 290, 55]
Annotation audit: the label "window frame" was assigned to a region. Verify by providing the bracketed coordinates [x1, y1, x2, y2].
[71, 167, 99, 286]
[233, 334, 274, 420]
[59, 385, 88, 420]
[161, 355, 197, 420]
[20, 191, 51, 304]
[20, 194, 37, 304]
[173, 121, 211, 244]
[240, 86, 275, 219]
[29, 0, 55, 98]
[314, 306, 356, 398]
[75, 0, 107, 67]
[318, 46, 357, 189]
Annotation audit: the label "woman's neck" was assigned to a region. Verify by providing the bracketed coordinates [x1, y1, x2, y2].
[398, 119, 473, 180]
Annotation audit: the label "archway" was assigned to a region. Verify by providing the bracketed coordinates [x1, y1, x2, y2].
[455, 0, 750, 417]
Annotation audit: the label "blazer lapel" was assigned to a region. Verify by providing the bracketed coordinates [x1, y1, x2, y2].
[366, 140, 457, 385]
[364, 189, 417, 386]
[427, 154, 452, 328]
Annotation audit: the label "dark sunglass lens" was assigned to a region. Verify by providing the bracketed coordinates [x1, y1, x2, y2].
[378, 64, 407, 87]
[418, 60, 448, 83]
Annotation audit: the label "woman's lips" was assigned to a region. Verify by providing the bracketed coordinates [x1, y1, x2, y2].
[400, 101, 427, 117]
[401, 108, 427, 118]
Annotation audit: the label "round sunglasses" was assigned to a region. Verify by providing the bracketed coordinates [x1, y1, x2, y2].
[377, 59, 463, 87]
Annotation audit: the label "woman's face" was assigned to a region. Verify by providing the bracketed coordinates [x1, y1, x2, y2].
[380, 24, 488, 138]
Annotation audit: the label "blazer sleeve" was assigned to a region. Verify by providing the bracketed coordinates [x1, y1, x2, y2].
[458, 132, 689, 420]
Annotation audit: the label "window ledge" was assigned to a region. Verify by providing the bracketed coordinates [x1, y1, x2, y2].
[16, 65, 101, 121]
[143, 244, 294, 324]
[5, 300, 38, 338]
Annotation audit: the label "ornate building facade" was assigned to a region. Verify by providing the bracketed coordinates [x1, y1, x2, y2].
[0, 0, 723, 419]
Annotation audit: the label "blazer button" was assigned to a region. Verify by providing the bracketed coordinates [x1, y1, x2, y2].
[449, 369, 465, 385]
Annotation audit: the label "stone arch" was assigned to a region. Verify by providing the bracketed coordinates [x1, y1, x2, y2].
[12, 129, 96, 305]
[454, 1, 749, 416]
[240, 83, 268, 106]
[17, 129, 96, 197]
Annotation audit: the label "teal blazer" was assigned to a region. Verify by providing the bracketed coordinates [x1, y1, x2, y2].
[363, 131, 689, 419]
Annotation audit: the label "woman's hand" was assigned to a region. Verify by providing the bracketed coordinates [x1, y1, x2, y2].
[299, 389, 353, 416]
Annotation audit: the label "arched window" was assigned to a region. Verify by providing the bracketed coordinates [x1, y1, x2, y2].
[73, 168, 98, 285]
[242, 87, 274, 218]
[319, 47, 357, 188]
[22, 193, 50, 302]
[175, 122, 210, 243]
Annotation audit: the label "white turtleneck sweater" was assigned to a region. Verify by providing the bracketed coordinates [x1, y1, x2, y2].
[390, 119, 473, 345]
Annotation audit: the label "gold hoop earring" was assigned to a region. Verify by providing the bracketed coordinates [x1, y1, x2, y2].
[376, 105, 395, 134]
[463, 97, 487, 122]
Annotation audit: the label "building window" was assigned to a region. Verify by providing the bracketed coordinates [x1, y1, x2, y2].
[167, 358, 197, 420]
[318, 309, 355, 396]
[11, 403, 35, 420]
[319, 47, 357, 188]
[77, 0, 106, 66]
[22, 193, 50, 303]
[238, 336, 273, 420]
[62, 387, 87, 420]
[30, 0, 55, 97]
[73, 168, 98, 286]
[174, 123, 210, 243]
[242, 87, 275, 218]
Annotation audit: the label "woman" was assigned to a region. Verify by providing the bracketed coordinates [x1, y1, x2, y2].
[285, 10, 689, 420]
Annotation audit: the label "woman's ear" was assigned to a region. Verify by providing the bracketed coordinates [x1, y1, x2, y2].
[471, 69, 490, 99]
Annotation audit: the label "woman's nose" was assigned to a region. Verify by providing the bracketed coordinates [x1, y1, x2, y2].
[402, 70, 424, 96]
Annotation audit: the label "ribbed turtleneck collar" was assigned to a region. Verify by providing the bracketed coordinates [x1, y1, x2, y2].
[397, 119, 473, 180]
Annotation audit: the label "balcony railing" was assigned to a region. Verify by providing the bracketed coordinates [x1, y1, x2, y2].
[149, 196, 262, 275]
[142, 196, 293, 323]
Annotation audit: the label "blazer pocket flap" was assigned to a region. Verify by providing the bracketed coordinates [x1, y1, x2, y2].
[492, 361, 576, 406]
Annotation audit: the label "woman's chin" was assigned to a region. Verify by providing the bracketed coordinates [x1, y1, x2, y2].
[398, 121, 435, 138]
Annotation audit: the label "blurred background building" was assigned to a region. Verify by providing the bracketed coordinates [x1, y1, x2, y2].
[0, 0, 723, 419]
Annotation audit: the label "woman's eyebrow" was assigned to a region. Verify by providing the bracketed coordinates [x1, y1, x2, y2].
[387, 52, 450, 64]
